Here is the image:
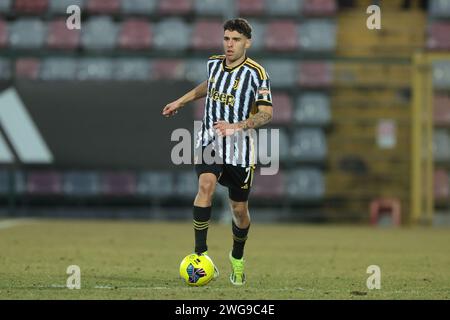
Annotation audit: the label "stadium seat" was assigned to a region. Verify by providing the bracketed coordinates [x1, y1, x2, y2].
[185, 59, 208, 83]
[192, 20, 223, 50]
[15, 58, 41, 79]
[298, 62, 333, 88]
[14, 0, 48, 14]
[113, 58, 151, 81]
[151, 59, 186, 80]
[49, 0, 85, 14]
[175, 171, 197, 197]
[121, 0, 156, 15]
[46, 19, 81, 50]
[27, 171, 63, 195]
[63, 171, 100, 196]
[0, 58, 11, 80]
[302, 0, 337, 16]
[246, 19, 265, 51]
[270, 92, 293, 124]
[8, 19, 46, 49]
[194, 0, 232, 16]
[290, 128, 327, 162]
[118, 19, 152, 50]
[294, 93, 331, 126]
[39, 57, 77, 80]
[258, 127, 290, 162]
[286, 168, 325, 200]
[265, 20, 298, 52]
[81, 17, 118, 51]
[429, 0, 450, 18]
[261, 59, 296, 88]
[433, 61, 450, 89]
[86, 0, 120, 14]
[237, 0, 265, 16]
[433, 129, 450, 161]
[0, 19, 7, 48]
[158, 0, 193, 15]
[14, 170, 26, 195]
[0, 170, 9, 195]
[265, 0, 302, 16]
[434, 169, 449, 200]
[100, 172, 137, 196]
[427, 22, 450, 51]
[299, 20, 336, 51]
[433, 95, 450, 126]
[0, 0, 11, 14]
[153, 18, 191, 51]
[137, 172, 174, 197]
[77, 58, 114, 81]
[252, 169, 285, 199]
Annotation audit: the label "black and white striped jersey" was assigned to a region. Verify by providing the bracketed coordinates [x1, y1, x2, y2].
[195, 54, 273, 168]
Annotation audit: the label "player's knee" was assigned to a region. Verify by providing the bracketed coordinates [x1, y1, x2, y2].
[230, 202, 249, 219]
[198, 179, 216, 198]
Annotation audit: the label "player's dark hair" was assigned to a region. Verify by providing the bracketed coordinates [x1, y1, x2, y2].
[223, 18, 252, 39]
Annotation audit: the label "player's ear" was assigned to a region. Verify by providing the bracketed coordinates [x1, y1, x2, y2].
[245, 38, 252, 49]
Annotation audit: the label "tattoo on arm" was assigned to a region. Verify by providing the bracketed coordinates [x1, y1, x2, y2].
[240, 110, 272, 130]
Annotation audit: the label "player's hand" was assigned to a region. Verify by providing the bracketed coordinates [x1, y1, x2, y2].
[162, 100, 183, 117]
[213, 121, 241, 137]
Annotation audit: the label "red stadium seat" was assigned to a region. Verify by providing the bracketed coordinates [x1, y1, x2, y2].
[15, 58, 41, 79]
[270, 92, 293, 124]
[158, 0, 193, 15]
[427, 22, 450, 51]
[237, 0, 265, 16]
[101, 172, 137, 196]
[303, 0, 337, 16]
[434, 169, 449, 200]
[118, 19, 152, 50]
[46, 19, 81, 50]
[0, 19, 7, 48]
[265, 20, 298, 52]
[433, 95, 450, 126]
[192, 20, 223, 50]
[86, 0, 120, 14]
[252, 169, 285, 199]
[27, 171, 63, 195]
[152, 59, 186, 80]
[298, 62, 333, 88]
[15, 0, 48, 14]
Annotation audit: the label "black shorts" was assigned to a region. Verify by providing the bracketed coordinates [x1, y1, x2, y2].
[195, 163, 256, 202]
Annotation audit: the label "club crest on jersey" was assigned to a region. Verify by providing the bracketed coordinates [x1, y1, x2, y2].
[233, 78, 240, 90]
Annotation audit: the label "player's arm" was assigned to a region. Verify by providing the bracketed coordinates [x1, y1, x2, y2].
[162, 80, 208, 117]
[239, 105, 273, 130]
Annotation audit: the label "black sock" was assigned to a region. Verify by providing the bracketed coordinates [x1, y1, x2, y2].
[193, 206, 211, 254]
[232, 220, 250, 260]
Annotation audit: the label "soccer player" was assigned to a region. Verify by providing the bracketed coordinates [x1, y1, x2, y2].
[162, 18, 273, 286]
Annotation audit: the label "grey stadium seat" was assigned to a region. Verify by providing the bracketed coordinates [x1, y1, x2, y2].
[77, 58, 114, 80]
[0, 0, 11, 13]
[0, 58, 11, 80]
[194, 0, 233, 16]
[39, 57, 77, 80]
[258, 128, 290, 162]
[290, 128, 327, 162]
[433, 61, 450, 89]
[14, 170, 26, 195]
[121, 0, 157, 15]
[295, 93, 331, 126]
[153, 18, 191, 51]
[9, 19, 46, 49]
[137, 172, 174, 197]
[81, 17, 118, 51]
[299, 20, 336, 52]
[175, 171, 198, 197]
[260, 59, 296, 88]
[433, 129, 450, 161]
[113, 58, 150, 81]
[185, 59, 208, 83]
[49, 0, 85, 14]
[429, 0, 450, 18]
[286, 168, 325, 200]
[63, 171, 100, 196]
[265, 0, 303, 16]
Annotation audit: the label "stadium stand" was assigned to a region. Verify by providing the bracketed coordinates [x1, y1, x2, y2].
[46, 19, 81, 50]
[158, 0, 193, 15]
[120, 0, 157, 15]
[100, 172, 137, 197]
[294, 93, 331, 126]
[118, 19, 153, 51]
[63, 171, 100, 197]
[152, 18, 191, 51]
[26, 171, 63, 195]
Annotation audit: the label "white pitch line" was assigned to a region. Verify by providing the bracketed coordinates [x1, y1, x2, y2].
[0, 218, 36, 230]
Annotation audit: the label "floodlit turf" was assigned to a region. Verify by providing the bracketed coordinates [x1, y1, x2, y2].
[0, 218, 449, 300]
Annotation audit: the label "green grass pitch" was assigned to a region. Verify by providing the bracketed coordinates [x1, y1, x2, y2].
[0, 219, 449, 299]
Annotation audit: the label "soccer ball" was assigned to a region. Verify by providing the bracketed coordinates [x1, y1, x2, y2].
[179, 253, 214, 286]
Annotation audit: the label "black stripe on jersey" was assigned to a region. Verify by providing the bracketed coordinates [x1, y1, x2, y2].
[212, 64, 227, 124]
[228, 66, 246, 124]
[220, 72, 234, 161]
[246, 59, 267, 80]
[204, 60, 221, 144]
[244, 61, 266, 81]
[255, 100, 273, 107]
[237, 70, 252, 122]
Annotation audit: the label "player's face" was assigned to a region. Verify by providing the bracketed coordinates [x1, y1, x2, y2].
[223, 30, 251, 62]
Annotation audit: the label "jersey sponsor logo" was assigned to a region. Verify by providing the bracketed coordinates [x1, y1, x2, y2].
[208, 87, 235, 107]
